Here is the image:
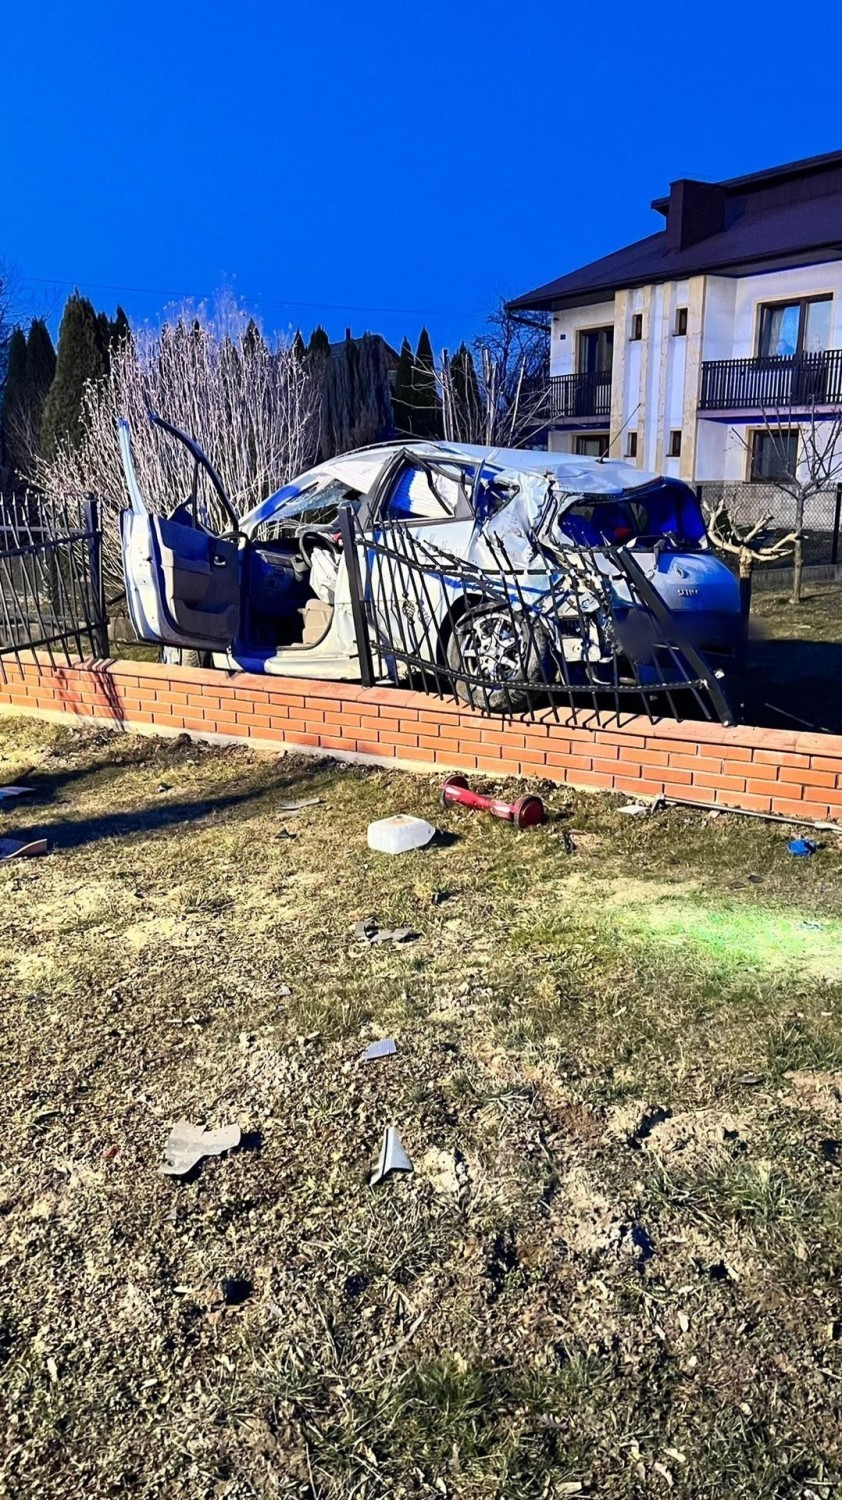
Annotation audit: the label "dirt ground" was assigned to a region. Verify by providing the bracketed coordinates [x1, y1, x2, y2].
[2, 715, 842, 1499]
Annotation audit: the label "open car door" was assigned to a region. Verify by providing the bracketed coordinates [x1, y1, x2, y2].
[119, 416, 241, 651]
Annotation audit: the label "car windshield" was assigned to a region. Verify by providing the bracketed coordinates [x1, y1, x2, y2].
[561, 482, 706, 549]
[251, 476, 363, 538]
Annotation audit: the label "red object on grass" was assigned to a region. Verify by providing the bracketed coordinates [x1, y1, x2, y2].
[439, 774, 545, 829]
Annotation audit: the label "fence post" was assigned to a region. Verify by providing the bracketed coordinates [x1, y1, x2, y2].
[84, 495, 109, 659]
[832, 485, 842, 568]
[337, 504, 375, 689]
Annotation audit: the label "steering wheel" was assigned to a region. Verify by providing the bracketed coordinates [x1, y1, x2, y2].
[296, 525, 343, 568]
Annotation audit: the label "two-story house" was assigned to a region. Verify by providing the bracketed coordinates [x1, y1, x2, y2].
[508, 151, 842, 510]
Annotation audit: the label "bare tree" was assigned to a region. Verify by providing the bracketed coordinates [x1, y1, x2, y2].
[730, 402, 842, 603]
[32, 296, 320, 592]
[704, 498, 797, 616]
[440, 344, 550, 447]
[478, 301, 550, 398]
[439, 302, 552, 448]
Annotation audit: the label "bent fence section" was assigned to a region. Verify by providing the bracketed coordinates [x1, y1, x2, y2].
[338, 510, 735, 727]
[1, 656, 841, 825]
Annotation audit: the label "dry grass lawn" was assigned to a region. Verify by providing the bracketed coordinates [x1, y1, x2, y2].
[1, 715, 842, 1499]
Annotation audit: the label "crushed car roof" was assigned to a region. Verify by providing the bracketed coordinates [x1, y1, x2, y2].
[241, 441, 661, 533]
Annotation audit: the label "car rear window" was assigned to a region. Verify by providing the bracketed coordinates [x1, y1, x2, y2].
[562, 482, 706, 549]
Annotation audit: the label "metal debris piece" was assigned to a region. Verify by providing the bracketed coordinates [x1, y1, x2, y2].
[363, 1038, 397, 1062]
[0, 837, 49, 862]
[618, 803, 650, 817]
[354, 919, 419, 945]
[275, 829, 297, 841]
[159, 1120, 241, 1177]
[0, 786, 33, 800]
[800, 920, 824, 930]
[278, 797, 322, 814]
[370, 1126, 413, 1186]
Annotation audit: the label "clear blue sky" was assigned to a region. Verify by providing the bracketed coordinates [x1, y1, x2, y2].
[5, 0, 842, 354]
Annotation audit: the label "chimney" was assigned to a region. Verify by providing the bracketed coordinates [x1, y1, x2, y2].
[665, 180, 726, 251]
[345, 326, 352, 341]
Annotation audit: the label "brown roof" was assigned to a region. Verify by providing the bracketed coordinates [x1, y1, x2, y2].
[509, 151, 842, 312]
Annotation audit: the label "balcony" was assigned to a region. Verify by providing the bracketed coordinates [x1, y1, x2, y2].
[699, 349, 842, 413]
[548, 370, 613, 421]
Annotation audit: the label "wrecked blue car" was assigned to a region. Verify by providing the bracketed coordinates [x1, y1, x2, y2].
[119, 415, 741, 716]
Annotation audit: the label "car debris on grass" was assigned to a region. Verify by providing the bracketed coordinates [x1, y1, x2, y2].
[0, 835, 49, 861]
[159, 1120, 242, 1176]
[362, 1037, 397, 1061]
[370, 1125, 413, 1185]
[354, 919, 419, 945]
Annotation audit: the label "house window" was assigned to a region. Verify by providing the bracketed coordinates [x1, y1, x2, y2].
[576, 326, 614, 373]
[750, 428, 799, 480]
[626, 431, 638, 458]
[668, 430, 682, 458]
[757, 296, 831, 358]
[674, 307, 688, 336]
[575, 434, 609, 458]
[631, 313, 643, 341]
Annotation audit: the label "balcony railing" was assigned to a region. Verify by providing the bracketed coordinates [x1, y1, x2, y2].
[699, 350, 842, 412]
[549, 370, 613, 420]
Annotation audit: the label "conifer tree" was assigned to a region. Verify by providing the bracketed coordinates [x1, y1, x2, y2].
[450, 342, 480, 436]
[0, 327, 28, 482]
[307, 325, 331, 358]
[110, 306, 131, 350]
[393, 337, 416, 437]
[351, 333, 393, 446]
[24, 319, 57, 460]
[41, 293, 109, 458]
[413, 326, 442, 440]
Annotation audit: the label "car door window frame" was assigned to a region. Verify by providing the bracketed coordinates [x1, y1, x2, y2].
[363, 452, 473, 529]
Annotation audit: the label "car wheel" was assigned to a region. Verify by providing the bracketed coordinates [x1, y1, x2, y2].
[159, 647, 208, 668]
[445, 603, 551, 713]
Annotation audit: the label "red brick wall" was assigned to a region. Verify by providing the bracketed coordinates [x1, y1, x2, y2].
[1, 656, 841, 823]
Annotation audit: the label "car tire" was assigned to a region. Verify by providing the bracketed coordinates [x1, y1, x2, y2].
[445, 602, 552, 713]
[159, 647, 208, 669]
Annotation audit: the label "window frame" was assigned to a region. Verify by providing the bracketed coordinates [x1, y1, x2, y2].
[365, 453, 473, 529]
[574, 433, 610, 459]
[626, 431, 638, 459]
[667, 430, 682, 459]
[755, 294, 832, 359]
[630, 312, 643, 342]
[575, 323, 615, 374]
[747, 426, 800, 482]
[674, 306, 688, 337]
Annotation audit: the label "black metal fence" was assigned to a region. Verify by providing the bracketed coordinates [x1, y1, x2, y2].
[338, 509, 734, 727]
[0, 492, 108, 667]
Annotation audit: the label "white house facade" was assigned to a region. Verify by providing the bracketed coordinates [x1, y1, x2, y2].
[509, 153, 842, 502]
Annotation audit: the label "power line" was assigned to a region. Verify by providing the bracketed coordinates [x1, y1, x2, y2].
[19, 273, 484, 321]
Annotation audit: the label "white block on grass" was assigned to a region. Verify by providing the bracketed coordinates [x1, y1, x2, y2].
[367, 814, 435, 854]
